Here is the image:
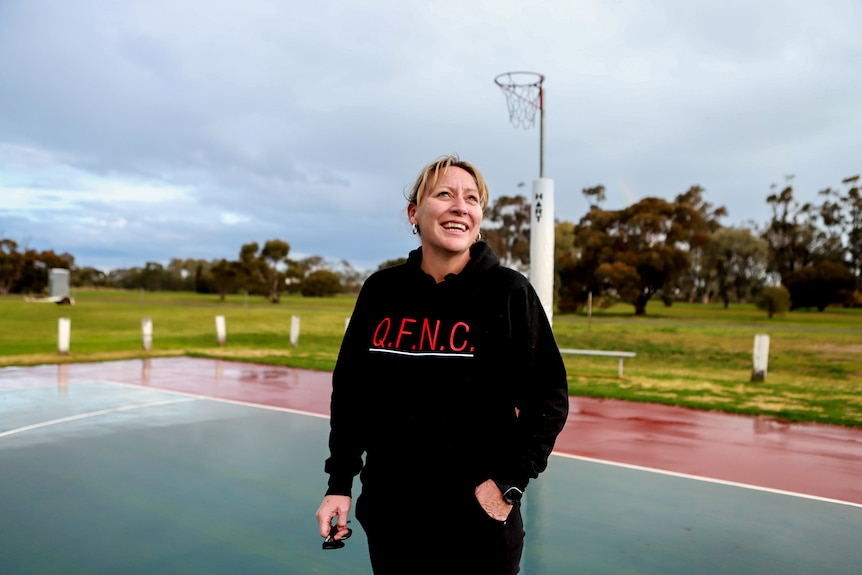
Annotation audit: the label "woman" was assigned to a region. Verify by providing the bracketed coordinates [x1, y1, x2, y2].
[316, 155, 569, 574]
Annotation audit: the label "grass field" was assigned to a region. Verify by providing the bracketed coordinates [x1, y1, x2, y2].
[1, 289, 860, 427]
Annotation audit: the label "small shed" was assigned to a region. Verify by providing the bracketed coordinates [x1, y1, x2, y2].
[49, 268, 70, 298]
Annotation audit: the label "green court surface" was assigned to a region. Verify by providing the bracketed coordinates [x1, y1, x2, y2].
[1, 381, 860, 574]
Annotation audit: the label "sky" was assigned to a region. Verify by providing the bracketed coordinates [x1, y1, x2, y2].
[1, 0, 860, 274]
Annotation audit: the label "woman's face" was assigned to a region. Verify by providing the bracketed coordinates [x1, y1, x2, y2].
[408, 166, 483, 258]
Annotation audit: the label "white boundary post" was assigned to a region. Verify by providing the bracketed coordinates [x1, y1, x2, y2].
[290, 315, 301, 347]
[530, 178, 555, 325]
[752, 334, 770, 382]
[215, 315, 227, 347]
[141, 317, 153, 351]
[58, 317, 71, 354]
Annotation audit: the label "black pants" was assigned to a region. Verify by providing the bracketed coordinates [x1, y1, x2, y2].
[355, 491, 525, 575]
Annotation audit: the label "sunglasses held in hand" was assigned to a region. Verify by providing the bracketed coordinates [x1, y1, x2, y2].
[322, 521, 352, 550]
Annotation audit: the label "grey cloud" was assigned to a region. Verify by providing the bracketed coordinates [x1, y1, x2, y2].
[1, 0, 860, 273]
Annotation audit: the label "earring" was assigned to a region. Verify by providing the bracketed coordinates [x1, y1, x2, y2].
[412, 224, 418, 235]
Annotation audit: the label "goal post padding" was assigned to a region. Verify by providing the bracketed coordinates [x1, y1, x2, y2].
[529, 178, 554, 325]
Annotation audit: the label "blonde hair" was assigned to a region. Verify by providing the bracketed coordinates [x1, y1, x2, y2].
[406, 155, 490, 211]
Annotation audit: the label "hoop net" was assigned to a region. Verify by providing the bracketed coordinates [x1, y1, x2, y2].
[494, 71, 544, 129]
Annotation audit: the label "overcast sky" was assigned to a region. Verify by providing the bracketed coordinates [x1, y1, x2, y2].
[1, 0, 860, 274]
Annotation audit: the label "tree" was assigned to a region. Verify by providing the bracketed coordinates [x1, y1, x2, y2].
[23, 249, 74, 294]
[818, 175, 862, 290]
[0, 240, 74, 294]
[482, 195, 531, 273]
[672, 185, 727, 303]
[193, 261, 214, 294]
[378, 257, 407, 270]
[164, 258, 210, 291]
[210, 259, 241, 301]
[14, 248, 49, 294]
[139, 262, 168, 291]
[283, 261, 305, 294]
[582, 185, 606, 209]
[301, 269, 342, 297]
[0, 239, 23, 294]
[106, 267, 140, 289]
[72, 266, 109, 288]
[702, 227, 769, 308]
[843, 176, 862, 289]
[282, 255, 330, 295]
[757, 286, 791, 318]
[238, 242, 266, 295]
[761, 177, 817, 282]
[335, 259, 365, 294]
[165, 258, 189, 290]
[572, 196, 692, 315]
[261, 239, 290, 302]
[783, 261, 855, 311]
[554, 221, 582, 313]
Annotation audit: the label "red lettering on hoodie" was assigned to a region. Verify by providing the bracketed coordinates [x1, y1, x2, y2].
[420, 318, 440, 351]
[370, 316, 473, 354]
[450, 321, 470, 352]
[372, 318, 391, 347]
[395, 318, 416, 348]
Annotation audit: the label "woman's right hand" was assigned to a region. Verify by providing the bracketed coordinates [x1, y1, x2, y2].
[316, 495, 353, 539]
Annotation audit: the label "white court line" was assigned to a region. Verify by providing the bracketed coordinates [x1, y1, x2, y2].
[108, 379, 862, 510]
[0, 397, 197, 439]
[13, 379, 858, 510]
[552, 451, 862, 510]
[99, 379, 331, 420]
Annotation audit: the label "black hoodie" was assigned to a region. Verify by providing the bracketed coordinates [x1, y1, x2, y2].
[324, 242, 569, 502]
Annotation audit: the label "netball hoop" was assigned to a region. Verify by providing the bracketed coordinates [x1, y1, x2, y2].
[494, 71, 554, 325]
[495, 71, 546, 179]
[494, 71, 544, 130]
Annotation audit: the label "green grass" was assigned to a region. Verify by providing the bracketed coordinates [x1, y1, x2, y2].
[2, 289, 861, 428]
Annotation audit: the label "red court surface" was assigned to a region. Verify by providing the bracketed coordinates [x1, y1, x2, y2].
[3, 356, 861, 506]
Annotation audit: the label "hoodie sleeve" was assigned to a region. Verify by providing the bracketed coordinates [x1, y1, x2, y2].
[323, 283, 374, 496]
[497, 280, 570, 490]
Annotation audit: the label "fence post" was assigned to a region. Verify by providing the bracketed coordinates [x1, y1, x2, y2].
[58, 317, 71, 354]
[215, 315, 227, 346]
[290, 315, 300, 347]
[141, 317, 153, 351]
[751, 334, 770, 382]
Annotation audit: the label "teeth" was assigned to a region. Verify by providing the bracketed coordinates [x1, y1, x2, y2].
[443, 223, 466, 231]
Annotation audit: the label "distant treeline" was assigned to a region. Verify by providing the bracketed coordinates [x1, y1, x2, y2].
[3, 174, 860, 312]
[0, 239, 368, 301]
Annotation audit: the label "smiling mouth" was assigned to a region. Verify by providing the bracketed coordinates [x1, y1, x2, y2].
[442, 222, 467, 232]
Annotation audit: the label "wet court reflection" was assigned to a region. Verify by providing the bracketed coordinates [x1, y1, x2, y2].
[57, 363, 68, 396]
[1, 376, 860, 575]
[142, 357, 151, 386]
[10, 357, 862, 505]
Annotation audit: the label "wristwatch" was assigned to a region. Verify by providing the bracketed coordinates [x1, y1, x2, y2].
[496, 483, 523, 505]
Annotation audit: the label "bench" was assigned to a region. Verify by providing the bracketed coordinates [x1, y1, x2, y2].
[558, 348, 637, 378]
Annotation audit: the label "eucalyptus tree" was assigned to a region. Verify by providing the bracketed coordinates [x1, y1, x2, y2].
[481, 194, 531, 273]
[569, 181, 728, 315]
[573, 196, 690, 315]
[702, 227, 769, 308]
[238, 239, 291, 302]
[817, 175, 862, 289]
[672, 185, 727, 302]
[261, 239, 291, 302]
[761, 177, 818, 281]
